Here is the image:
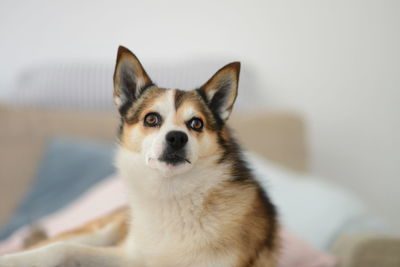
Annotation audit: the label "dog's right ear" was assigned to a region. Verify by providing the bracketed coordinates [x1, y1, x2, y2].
[113, 46, 153, 114]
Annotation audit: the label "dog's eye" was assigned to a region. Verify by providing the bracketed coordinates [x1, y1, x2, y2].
[144, 113, 161, 127]
[188, 117, 203, 131]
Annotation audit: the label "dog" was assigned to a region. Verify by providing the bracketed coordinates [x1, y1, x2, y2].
[0, 46, 279, 267]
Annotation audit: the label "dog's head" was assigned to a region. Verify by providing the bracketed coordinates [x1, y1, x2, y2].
[114, 46, 240, 177]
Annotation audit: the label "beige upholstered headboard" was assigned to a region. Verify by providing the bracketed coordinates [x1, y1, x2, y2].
[0, 106, 308, 227]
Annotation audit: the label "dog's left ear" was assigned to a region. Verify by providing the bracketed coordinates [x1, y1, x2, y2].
[113, 46, 153, 113]
[199, 62, 240, 121]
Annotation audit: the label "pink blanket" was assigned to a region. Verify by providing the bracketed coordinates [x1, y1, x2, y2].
[0, 175, 336, 267]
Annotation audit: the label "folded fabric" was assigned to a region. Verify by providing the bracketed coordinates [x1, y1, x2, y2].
[0, 174, 336, 267]
[246, 152, 377, 250]
[0, 137, 116, 240]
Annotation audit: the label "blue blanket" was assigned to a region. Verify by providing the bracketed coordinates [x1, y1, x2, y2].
[0, 137, 115, 240]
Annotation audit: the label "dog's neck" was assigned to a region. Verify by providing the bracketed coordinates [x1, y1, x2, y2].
[115, 146, 230, 253]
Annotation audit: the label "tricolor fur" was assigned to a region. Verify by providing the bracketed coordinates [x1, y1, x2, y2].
[0, 46, 279, 267]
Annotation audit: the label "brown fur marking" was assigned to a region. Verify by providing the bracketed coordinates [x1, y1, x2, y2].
[26, 207, 129, 250]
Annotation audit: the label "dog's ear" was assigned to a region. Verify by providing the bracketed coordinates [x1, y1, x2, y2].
[113, 46, 153, 113]
[199, 62, 240, 121]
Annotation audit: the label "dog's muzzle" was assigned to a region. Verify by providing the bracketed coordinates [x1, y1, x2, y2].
[158, 131, 190, 165]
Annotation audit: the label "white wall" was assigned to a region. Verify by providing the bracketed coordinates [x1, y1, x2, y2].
[1, 0, 399, 230]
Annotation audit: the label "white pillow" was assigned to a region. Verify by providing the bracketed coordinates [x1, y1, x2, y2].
[246, 152, 367, 251]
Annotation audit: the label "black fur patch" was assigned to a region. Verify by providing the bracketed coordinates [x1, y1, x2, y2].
[208, 79, 232, 114]
[158, 148, 187, 166]
[258, 188, 278, 250]
[118, 81, 155, 117]
[195, 88, 225, 130]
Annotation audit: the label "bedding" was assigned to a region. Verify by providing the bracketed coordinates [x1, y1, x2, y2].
[0, 136, 352, 266]
[0, 137, 116, 240]
[0, 175, 336, 267]
[247, 153, 370, 250]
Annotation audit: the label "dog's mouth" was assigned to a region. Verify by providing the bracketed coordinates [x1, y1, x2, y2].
[158, 153, 191, 166]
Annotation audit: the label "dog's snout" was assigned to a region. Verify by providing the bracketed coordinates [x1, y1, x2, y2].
[166, 131, 188, 150]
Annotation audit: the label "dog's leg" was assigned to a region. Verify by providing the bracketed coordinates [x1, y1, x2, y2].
[0, 242, 130, 267]
[0, 208, 132, 267]
[27, 207, 129, 249]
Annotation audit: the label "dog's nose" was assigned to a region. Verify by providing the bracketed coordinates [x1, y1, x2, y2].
[166, 131, 188, 150]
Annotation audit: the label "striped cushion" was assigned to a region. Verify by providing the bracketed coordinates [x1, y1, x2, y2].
[12, 61, 263, 111]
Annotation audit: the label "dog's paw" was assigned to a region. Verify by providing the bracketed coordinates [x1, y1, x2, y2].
[0, 251, 52, 267]
[0, 242, 70, 267]
[0, 254, 30, 267]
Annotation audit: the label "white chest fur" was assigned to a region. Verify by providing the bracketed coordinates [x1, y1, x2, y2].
[116, 148, 238, 267]
[127, 194, 235, 267]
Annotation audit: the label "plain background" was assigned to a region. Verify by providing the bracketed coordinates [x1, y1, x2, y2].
[0, 0, 399, 231]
